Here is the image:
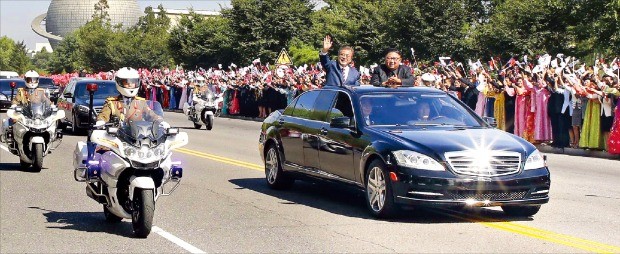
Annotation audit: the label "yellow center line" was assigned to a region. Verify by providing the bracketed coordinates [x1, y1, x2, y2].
[175, 147, 620, 253]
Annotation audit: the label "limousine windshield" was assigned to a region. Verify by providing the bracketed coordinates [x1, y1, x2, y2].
[359, 92, 483, 127]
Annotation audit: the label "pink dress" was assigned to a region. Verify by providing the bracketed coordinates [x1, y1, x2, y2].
[514, 81, 535, 142]
[533, 82, 553, 142]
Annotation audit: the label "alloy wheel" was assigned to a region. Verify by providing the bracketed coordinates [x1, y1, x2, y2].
[265, 148, 278, 184]
[367, 166, 386, 212]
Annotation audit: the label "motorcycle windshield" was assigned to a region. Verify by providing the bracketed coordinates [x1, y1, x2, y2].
[199, 89, 214, 100]
[116, 100, 166, 147]
[22, 100, 53, 120]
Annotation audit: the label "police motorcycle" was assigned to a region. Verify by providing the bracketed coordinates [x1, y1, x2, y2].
[0, 72, 64, 172]
[182, 77, 216, 130]
[73, 82, 188, 238]
[1, 101, 64, 171]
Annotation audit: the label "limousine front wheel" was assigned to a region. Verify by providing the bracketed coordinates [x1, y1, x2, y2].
[365, 160, 397, 218]
[264, 145, 294, 190]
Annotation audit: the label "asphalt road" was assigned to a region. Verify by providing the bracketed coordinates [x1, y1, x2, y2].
[1, 111, 620, 253]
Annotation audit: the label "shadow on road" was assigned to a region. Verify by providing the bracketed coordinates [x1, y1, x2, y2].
[230, 177, 533, 223]
[0, 163, 43, 173]
[28, 206, 137, 237]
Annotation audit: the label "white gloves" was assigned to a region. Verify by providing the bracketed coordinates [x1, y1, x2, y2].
[159, 121, 171, 129]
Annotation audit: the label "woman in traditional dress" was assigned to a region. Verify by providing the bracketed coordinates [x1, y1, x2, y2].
[579, 80, 603, 149]
[605, 84, 620, 154]
[513, 76, 535, 143]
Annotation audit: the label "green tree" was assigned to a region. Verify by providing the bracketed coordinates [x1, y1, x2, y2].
[0, 36, 16, 70]
[223, 0, 314, 64]
[10, 41, 32, 74]
[48, 33, 83, 73]
[32, 47, 53, 72]
[169, 11, 236, 67]
[289, 38, 318, 65]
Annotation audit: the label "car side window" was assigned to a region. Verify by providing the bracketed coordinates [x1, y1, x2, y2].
[309, 90, 337, 122]
[292, 91, 320, 119]
[328, 92, 354, 122]
[282, 97, 298, 116]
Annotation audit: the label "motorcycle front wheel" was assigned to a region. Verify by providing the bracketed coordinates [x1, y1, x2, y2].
[132, 188, 154, 238]
[32, 143, 43, 172]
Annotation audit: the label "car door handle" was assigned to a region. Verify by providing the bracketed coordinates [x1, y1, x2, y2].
[320, 128, 328, 135]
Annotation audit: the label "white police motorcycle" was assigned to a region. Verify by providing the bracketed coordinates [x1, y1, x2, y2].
[73, 100, 188, 238]
[183, 88, 218, 130]
[1, 101, 64, 171]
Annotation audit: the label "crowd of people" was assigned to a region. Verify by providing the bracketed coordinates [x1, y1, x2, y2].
[46, 50, 620, 155]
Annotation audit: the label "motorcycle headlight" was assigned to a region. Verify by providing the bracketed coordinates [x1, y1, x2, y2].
[524, 149, 546, 170]
[124, 145, 137, 157]
[393, 150, 445, 171]
[153, 146, 166, 157]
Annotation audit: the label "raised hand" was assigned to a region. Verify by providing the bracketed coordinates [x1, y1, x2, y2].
[322, 35, 333, 53]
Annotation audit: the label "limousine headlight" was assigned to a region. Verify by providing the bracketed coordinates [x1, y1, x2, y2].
[524, 149, 546, 170]
[393, 150, 445, 171]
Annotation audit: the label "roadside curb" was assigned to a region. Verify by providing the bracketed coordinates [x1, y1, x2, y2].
[536, 145, 620, 160]
[218, 114, 265, 123]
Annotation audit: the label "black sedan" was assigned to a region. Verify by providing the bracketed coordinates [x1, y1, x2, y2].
[37, 77, 60, 103]
[259, 86, 550, 218]
[56, 80, 119, 133]
[0, 79, 26, 110]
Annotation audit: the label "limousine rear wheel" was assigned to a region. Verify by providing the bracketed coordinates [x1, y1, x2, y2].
[265, 145, 294, 190]
[501, 205, 541, 217]
[365, 160, 397, 218]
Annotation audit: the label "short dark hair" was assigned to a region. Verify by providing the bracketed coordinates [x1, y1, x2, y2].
[339, 46, 354, 55]
[384, 48, 401, 57]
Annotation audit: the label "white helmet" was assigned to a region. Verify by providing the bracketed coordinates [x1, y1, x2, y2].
[195, 76, 206, 87]
[114, 67, 140, 98]
[24, 70, 40, 89]
[421, 73, 436, 83]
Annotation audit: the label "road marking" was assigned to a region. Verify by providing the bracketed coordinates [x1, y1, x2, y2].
[176, 148, 263, 171]
[439, 210, 620, 254]
[176, 147, 620, 253]
[152, 226, 206, 254]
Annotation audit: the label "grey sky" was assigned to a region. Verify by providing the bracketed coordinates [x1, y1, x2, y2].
[0, 0, 231, 49]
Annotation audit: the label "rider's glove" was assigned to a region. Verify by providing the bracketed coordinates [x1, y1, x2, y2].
[159, 121, 171, 129]
[94, 120, 105, 128]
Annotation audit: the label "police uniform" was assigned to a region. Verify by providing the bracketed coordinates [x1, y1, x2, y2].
[97, 96, 162, 123]
[11, 88, 50, 106]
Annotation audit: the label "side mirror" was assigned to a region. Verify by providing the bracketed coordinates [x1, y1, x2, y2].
[483, 116, 497, 128]
[167, 128, 179, 135]
[330, 116, 352, 129]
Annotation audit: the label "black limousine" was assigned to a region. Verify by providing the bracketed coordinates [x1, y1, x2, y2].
[259, 86, 550, 218]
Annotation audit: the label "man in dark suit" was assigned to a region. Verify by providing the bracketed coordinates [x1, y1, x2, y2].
[371, 49, 415, 88]
[319, 35, 360, 86]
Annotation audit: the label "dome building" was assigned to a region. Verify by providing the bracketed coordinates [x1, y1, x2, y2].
[31, 0, 141, 48]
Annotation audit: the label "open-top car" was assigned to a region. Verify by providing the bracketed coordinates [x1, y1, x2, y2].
[258, 86, 550, 218]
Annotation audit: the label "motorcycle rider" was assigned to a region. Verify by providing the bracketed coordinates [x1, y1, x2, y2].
[95, 67, 169, 129]
[1, 70, 52, 142]
[191, 76, 209, 104]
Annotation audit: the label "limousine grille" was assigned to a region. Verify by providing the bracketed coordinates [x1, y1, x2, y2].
[446, 190, 527, 201]
[444, 151, 521, 177]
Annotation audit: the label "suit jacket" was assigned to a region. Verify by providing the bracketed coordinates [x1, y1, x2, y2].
[319, 52, 360, 86]
[370, 64, 414, 87]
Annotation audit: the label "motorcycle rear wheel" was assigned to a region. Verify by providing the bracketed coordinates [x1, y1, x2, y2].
[32, 143, 43, 172]
[132, 188, 154, 238]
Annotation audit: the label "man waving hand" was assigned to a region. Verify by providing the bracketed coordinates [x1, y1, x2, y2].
[319, 35, 360, 87]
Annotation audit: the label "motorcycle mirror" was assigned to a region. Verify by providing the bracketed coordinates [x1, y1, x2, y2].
[86, 83, 98, 92]
[9, 82, 16, 89]
[167, 128, 179, 135]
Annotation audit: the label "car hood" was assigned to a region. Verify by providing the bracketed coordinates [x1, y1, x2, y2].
[374, 126, 535, 159]
[75, 98, 107, 107]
